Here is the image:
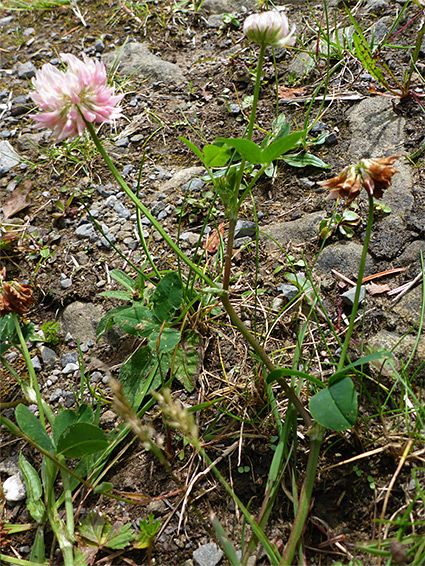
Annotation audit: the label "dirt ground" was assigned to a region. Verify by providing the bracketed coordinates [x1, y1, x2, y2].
[1, 0, 425, 564]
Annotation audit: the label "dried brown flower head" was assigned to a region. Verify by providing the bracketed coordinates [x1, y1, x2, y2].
[318, 155, 400, 205]
[0, 268, 34, 317]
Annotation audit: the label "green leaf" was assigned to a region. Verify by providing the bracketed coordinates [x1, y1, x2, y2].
[56, 422, 109, 458]
[113, 305, 153, 335]
[134, 513, 161, 549]
[148, 327, 181, 354]
[0, 315, 37, 355]
[19, 454, 46, 524]
[216, 138, 263, 164]
[282, 152, 329, 168]
[261, 131, 302, 163]
[96, 305, 129, 341]
[152, 272, 183, 322]
[110, 269, 136, 293]
[329, 351, 393, 385]
[203, 144, 231, 167]
[171, 331, 202, 392]
[179, 136, 205, 163]
[15, 405, 54, 453]
[79, 512, 135, 549]
[98, 290, 134, 301]
[52, 410, 78, 447]
[266, 368, 324, 388]
[119, 345, 154, 404]
[309, 377, 357, 431]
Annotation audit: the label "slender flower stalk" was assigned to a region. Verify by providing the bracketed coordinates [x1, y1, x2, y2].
[319, 155, 400, 369]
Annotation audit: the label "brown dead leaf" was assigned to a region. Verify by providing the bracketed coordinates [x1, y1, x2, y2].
[2, 180, 32, 219]
[366, 282, 391, 295]
[278, 86, 306, 99]
[204, 223, 226, 253]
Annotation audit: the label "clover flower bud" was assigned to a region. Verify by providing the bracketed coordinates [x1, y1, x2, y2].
[318, 155, 400, 204]
[30, 53, 124, 141]
[0, 268, 34, 318]
[243, 11, 296, 48]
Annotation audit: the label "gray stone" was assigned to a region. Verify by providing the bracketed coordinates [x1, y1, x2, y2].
[234, 220, 256, 239]
[201, 0, 256, 14]
[76, 224, 94, 239]
[233, 236, 252, 248]
[260, 211, 325, 249]
[102, 42, 186, 85]
[0, 140, 20, 176]
[49, 388, 64, 403]
[122, 164, 134, 177]
[40, 346, 58, 370]
[94, 38, 105, 52]
[368, 330, 425, 379]
[369, 215, 411, 260]
[315, 242, 373, 281]
[277, 284, 299, 301]
[0, 455, 20, 475]
[115, 137, 129, 147]
[17, 62, 36, 79]
[162, 167, 206, 192]
[286, 51, 315, 78]
[146, 499, 169, 516]
[193, 542, 223, 566]
[347, 97, 405, 159]
[61, 351, 78, 367]
[60, 301, 106, 343]
[31, 355, 42, 372]
[398, 241, 425, 266]
[3, 474, 26, 502]
[114, 201, 131, 219]
[341, 286, 366, 306]
[181, 177, 206, 192]
[60, 278, 73, 289]
[63, 391, 76, 407]
[62, 363, 79, 374]
[392, 285, 423, 327]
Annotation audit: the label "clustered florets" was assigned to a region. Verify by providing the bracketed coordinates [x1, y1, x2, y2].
[30, 53, 123, 141]
[318, 155, 400, 204]
[243, 10, 296, 48]
[0, 268, 34, 317]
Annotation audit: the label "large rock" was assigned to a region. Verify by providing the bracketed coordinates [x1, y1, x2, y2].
[102, 42, 186, 85]
[368, 329, 425, 379]
[59, 301, 105, 343]
[315, 241, 373, 280]
[260, 211, 324, 248]
[346, 97, 414, 217]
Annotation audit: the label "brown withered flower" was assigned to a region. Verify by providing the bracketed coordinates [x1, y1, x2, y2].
[318, 155, 400, 205]
[0, 268, 34, 317]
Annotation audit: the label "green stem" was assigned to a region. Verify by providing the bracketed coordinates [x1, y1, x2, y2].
[58, 456, 74, 543]
[337, 193, 374, 372]
[248, 44, 266, 141]
[279, 423, 325, 565]
[12, 313, 46, 428]
[222, 218, 236, 291]
[84, 121, 216, 289]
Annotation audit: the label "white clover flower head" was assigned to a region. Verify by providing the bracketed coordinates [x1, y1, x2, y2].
[30, 52, 124, 141]
[243, 10, 296, 48]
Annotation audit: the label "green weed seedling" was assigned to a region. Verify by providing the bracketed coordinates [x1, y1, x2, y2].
[98, 269, 199, 404]
[1, 403, 108, 566]
[320, 209, 361, 240]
